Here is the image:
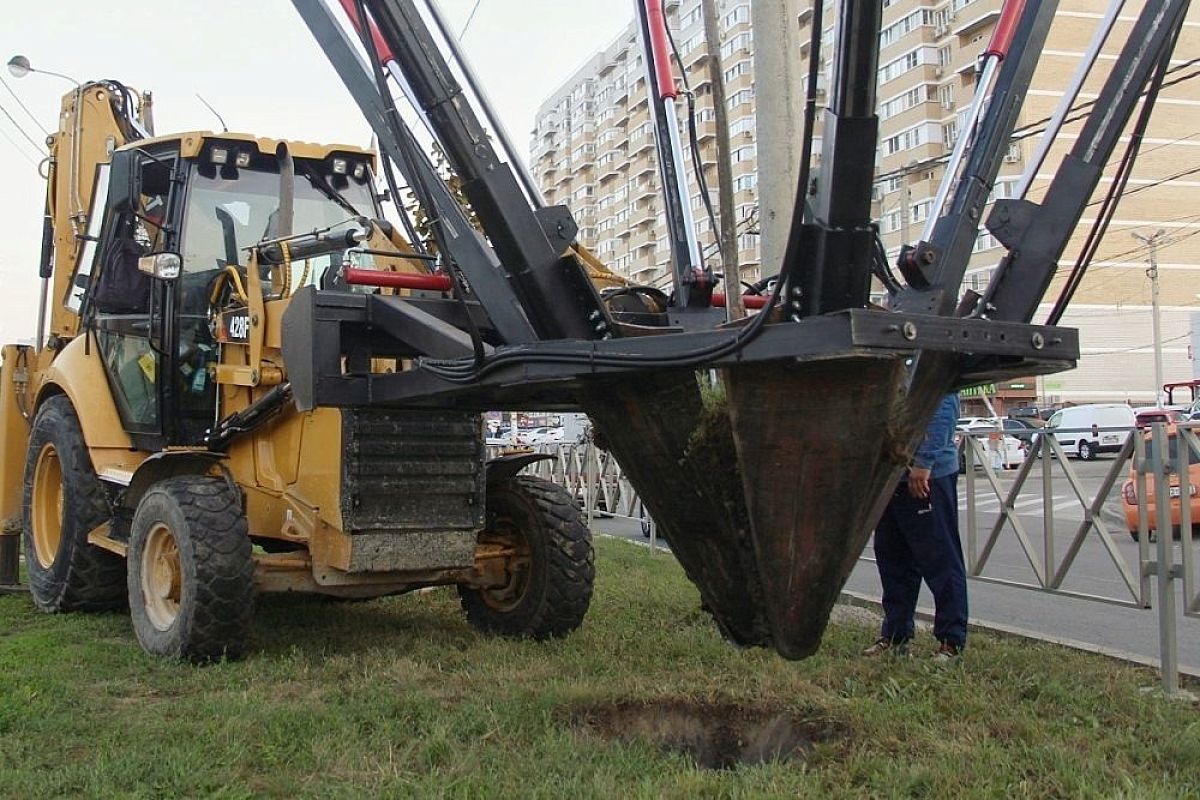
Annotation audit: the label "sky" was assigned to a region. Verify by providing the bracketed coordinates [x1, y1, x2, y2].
[0, 0, 629, 343]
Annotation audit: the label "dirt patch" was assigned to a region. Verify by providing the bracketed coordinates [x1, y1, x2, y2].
[570, 698, 840, 770]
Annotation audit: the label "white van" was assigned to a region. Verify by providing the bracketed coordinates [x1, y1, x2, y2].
[1042, 404, 1135, 460]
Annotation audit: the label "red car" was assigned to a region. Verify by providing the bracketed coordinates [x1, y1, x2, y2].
[1121, 427, 1200, 541]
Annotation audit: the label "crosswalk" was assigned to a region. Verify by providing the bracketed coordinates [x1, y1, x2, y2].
[957, 492, 1118, 522]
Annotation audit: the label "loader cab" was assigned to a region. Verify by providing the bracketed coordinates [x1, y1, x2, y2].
[74, 136, 380, 451]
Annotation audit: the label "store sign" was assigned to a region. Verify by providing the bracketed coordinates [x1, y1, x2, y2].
[959, 383, 997, 398]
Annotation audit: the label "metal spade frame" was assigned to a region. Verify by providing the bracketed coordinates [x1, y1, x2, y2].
[288, 0, 1189, 657]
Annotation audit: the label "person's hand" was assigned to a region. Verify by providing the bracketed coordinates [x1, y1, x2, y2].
[908, 467, 932, 499]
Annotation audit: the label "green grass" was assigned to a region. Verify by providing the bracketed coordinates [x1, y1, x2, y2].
[1, 536, 1197, 798]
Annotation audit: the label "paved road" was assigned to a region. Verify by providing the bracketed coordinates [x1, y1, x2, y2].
[591, 453, 1200, 675]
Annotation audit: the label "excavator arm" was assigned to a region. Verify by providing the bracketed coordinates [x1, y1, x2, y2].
[286, 0, 1182, 658]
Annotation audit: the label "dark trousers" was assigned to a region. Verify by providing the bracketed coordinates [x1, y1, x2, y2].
[873, 473, 968, 648]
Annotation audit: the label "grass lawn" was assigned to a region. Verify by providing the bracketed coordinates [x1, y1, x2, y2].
[0, 535, 1197, 798]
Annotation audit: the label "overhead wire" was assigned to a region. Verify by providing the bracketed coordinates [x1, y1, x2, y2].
[0, 73, 50, 137]
[0, 99, 46, 154]
[871, 61, 1200, 186]
[0, 123, 38, 166]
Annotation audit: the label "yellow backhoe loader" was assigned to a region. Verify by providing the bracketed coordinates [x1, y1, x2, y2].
[2, 0, 1174, 663]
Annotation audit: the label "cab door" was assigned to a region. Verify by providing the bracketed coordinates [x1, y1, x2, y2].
[78, 148, 181, 450]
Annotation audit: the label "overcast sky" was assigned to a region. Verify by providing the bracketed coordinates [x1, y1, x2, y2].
[0, 0, 629, 342]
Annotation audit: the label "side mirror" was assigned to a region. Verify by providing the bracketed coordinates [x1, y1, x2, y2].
[108, 149, 142, 214]
[138, 252, 181, 281]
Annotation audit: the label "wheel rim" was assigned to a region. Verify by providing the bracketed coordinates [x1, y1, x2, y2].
[478, 515, 532, 612]
[141, 522, 182, 631]
[31, 443, 64, 569]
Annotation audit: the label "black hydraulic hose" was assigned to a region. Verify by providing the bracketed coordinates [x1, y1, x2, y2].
[419, 0, 827, 382]
[660, 8, 723, 269]
[775, 0, 825, 291]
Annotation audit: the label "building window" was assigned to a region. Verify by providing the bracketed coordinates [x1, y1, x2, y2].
[724, 60, 752, 83]
[878, 47, 933, 84]
[727, 88, 755, 109]
[879, 9, 933, 48]
[720, 32, 753, 59]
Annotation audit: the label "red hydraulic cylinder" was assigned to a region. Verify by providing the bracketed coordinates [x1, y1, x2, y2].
[343, 268, 452, 291]
[986, 0, 1028, 60]
[337, 0, 395, 64]
[643, 0, 680, 99]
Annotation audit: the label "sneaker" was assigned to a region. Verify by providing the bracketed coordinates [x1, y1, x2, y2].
[862, 637, 909, 657]
[931, 641, 963, 662]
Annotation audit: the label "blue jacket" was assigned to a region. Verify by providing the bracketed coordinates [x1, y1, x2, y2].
[910, 393, 961, 480]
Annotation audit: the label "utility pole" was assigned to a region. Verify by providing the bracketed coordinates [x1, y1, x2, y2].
[701, 0, 744, 319]
[751, 0, 802, 286]
[1133, 229, 1168, 405]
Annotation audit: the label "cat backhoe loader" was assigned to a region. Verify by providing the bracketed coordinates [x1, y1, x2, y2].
[0, 0, 1185, 661]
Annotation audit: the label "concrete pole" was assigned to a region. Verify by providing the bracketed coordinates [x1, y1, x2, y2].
[1134, 229, 1168, 405]
[701, 0, 745, 319]
[751, 0, 803, 281]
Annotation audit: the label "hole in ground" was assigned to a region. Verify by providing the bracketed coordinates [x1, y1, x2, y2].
[569, 699, 840, 770]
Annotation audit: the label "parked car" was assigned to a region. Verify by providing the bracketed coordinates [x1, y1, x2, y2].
[1133, 407, 1189, 428]
[1036, 404, 1135, 460]
[1120, 426, 1200, 541]
[955, 418, 1027, 471]
[1001, 417, 1040, 440]
[519, 427, 565, 445]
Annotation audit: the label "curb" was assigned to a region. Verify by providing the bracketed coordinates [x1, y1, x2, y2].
[839, 589, 1200, 680]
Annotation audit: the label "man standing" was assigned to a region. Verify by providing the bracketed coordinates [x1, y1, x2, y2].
[864, 393, 968, 660]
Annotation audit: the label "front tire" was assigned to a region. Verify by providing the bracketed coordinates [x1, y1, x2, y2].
[459, 475, 594, 640]
[22, 395, 125, 611]
[127, 477, 254, 662]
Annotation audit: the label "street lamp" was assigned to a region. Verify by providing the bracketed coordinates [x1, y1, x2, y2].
[6, 54, 81, 87]
[1133, 229, 1168, 406]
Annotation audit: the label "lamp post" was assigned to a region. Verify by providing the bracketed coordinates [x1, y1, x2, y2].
[1133, 229, 1168, 406]
[8, 54, 84, 352]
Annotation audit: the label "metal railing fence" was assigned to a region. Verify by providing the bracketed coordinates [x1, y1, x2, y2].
[513, 422, 1198, 697]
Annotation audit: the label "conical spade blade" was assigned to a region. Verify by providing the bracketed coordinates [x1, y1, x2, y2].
[724, 356, 912, 658]
[582, 375, 773, 647]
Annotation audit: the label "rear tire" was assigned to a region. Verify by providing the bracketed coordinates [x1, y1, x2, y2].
[127, 477, 254, 662]
[1077, 440, 1095, 461]
[459, 475, 594, 640]
[22, 395, 125, 612]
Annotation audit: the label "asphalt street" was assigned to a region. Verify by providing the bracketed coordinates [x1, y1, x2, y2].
[591, 453, 1200, 675]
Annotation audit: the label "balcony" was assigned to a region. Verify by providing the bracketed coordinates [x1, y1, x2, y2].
[630, 202, 657, 227]
[597, 159, 621, 182]
[629, 134, 655, 157]
[631, 157, 656, 178]
[629, 226, 657, 251]
[631, 180, 656, 203]
[952, 8, 1001, 40]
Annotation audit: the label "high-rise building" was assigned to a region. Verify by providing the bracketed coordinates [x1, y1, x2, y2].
[532, 1, 1200, 404]
[530, 1, 762, 289]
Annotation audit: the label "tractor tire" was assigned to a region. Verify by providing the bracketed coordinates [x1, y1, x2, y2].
[459, 475, 594, 640]
[22, 395, 126, 612]
[1077, 440, 1095, 461]
[127, 477, 254, 662]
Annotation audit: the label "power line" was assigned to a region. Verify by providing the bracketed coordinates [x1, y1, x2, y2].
[0, 73, 50, 137]
[459, 0, 482, 38]
[1085, 331, 1190, 356]
[0, 99, 46, 154]
[0, 124, 38, 166]
[872, 63, 1200, 185]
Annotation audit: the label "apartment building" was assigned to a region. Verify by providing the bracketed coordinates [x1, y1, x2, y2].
[530, 0, 762, 289]
[533, 1, 1200, 404]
